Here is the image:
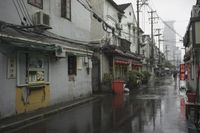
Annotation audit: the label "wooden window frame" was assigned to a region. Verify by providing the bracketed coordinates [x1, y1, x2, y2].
[68, 55, 77, 75]
[28, 0, 43, 9]
[61, 0, 71, 21]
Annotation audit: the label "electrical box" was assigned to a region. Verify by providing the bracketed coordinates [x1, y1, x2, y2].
[55, 46, 66, 58]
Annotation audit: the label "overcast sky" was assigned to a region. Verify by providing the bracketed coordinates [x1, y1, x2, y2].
[114, 0, 196, 48]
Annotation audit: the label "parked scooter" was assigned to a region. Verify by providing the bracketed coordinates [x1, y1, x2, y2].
[123, 82, 130, 93]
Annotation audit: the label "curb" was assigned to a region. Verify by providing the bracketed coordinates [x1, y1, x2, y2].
[0, 96, 99, 132]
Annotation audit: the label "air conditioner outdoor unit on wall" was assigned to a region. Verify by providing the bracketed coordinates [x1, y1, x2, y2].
[33, 11, 50, 27]
[191, 5, 200, 18]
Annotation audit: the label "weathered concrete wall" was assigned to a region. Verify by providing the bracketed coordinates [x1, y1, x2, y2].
[49, 57, 71, 104]
[90, 0, 106, 41]
[121, 5, 137, 53]
[0, 0, 91, 42]
[0, 48, 92, 118]
[101, 54, 110, 78]
[0, 0, 93, 118]
[0, 48, 16, 118]
[104, 1, 119, 26]
[50, 56, 92, 105]
[49, 0, 91, 41]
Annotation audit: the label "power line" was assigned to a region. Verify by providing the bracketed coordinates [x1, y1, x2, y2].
[12, 0, 23, 25]
[76, 0, 116, 34]
[146, 4, 183, 39]
[16, 0, 28, 25]
[20, 0, 33, 25]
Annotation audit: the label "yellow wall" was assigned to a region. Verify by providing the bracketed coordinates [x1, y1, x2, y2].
[16, 85, 50, 114]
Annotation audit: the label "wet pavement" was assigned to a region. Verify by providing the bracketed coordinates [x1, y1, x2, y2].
[6, 77, 199, 133]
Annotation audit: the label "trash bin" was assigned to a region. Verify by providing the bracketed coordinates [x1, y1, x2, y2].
[112, 80, 124, 94]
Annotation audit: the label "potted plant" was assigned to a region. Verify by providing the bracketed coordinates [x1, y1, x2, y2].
[101, 73, 113, 92]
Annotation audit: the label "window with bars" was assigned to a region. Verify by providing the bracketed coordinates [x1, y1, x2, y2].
[68, 56, 77, 75]
[61, 0, 71, 20]
[28, 0, 43, 9]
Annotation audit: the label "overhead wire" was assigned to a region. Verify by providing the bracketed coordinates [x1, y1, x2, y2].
[12, 0, 23, 25]
[8, 24, 94, 48]
[76, 0, 116, 34]
[146, 4, 183, 39]
[3, 0, 103, 48]
[9, 0, 132, 48]
[20, 0, 33, 25]
[16, 0, 28, 25]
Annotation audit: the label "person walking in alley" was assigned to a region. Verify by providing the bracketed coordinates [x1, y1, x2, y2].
[173, 71, 177, 80]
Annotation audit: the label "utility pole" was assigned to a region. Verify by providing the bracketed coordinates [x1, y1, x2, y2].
[136, 0, 148, 55]
[165, 45, 169, 60]
[148, 10, 158, 69]
[136, 0, 140, 55]
[173, 50, 175, 67]
[155, 28, 162, 65]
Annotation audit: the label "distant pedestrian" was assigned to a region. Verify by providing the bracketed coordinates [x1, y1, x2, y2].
[173, 72, 177, 80]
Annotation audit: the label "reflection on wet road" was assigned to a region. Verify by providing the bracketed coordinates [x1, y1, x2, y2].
[13, 78, 195, 133]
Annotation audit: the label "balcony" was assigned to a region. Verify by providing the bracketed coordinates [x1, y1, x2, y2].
[118, 38, 131, 52]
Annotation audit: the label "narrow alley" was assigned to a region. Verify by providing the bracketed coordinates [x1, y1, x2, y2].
[3, 77, 195, 133]
[0, 0, 200, 132]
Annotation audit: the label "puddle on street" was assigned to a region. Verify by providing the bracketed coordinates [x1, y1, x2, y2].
[12, 78, 196, 133]
[136, 94, 160, 100]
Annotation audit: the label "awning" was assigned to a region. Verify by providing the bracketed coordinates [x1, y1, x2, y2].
[0, 33, 93, 56]
[0, 21, 93, 56]
[132, 61, 143, 67]
[0, 33, 58, 51]
[102, 45, 143, 61]
[114, 60, 129, 65]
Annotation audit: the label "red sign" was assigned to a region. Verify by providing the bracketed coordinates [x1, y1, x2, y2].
[180, 64, 185, 80]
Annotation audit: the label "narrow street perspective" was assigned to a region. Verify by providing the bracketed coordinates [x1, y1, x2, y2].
[0, 0, 200, 132]
[0, 77, 193, 133]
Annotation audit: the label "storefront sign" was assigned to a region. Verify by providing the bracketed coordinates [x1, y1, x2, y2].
[114, 60, 129, 65]
[180, 64, 185, 80]
[7, 57, 16, 79]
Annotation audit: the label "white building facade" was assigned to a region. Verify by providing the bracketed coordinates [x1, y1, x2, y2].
[0, 0, 93, 118]
[119, 3, 138, 53]
[90, 0, 143, 92]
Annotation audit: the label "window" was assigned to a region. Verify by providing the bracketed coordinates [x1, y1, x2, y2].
[17, 52, 49, 85]
[61, 0, 71, 20]
[28, 0, 43, 9]
[68, 56, 77, 75]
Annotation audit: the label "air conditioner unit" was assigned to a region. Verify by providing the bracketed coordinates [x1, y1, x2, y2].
[55, 46, 66, 58]
[116, 23, 122, 30]
[33, 11, 50, 27]
[191, 5, 200, 18]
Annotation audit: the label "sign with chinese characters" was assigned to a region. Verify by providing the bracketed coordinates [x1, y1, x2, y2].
[8, 57, 16, 79]
[180, 64, 185, 80]
[28, 0, 43, 9]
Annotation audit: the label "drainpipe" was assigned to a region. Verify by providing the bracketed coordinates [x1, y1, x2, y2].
[100, 42, 103, 83]
[196, 50, 200, 103]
